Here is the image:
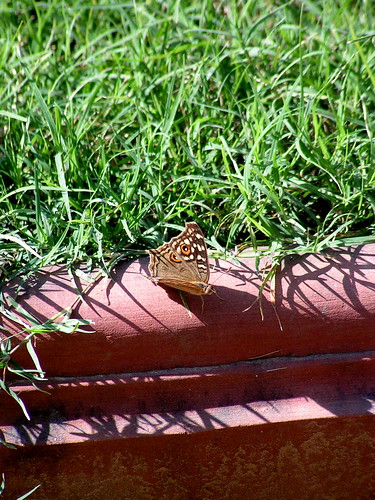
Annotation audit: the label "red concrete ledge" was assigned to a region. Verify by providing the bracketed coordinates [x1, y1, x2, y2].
[1, 244, 375, 377]
[1, 244, 375, 498]
[1, 350, 375, 434]
[2, 351, 375, 498]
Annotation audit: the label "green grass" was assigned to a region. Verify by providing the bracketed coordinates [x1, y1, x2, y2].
[0, 0, 374, 282]
[0, 0, 374, 418]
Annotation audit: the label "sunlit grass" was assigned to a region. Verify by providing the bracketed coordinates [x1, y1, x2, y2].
[1, 0, 374, 284]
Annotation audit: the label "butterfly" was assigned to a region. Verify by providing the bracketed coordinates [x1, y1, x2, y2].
[148, 222, 213, 295]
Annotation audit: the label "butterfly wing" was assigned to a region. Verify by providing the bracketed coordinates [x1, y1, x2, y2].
[148, 222, 211, 295]
[168, 222, 210, 283]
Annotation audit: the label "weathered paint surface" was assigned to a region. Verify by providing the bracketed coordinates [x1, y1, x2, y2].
[1, 245, 375, 498]
[2, 417, 375, 499]
[2, 245, 375, 376]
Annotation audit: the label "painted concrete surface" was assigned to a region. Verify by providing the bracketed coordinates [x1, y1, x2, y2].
[1, 244, 375, 498]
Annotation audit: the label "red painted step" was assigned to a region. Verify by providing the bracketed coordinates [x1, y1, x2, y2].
[1, 244, 375, 499]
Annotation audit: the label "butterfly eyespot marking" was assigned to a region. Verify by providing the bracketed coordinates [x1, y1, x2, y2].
[170, 252, 182, 263]
[180, 243, 191, 256]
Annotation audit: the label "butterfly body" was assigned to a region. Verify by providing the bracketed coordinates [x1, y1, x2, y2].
[148, 222, 213, 295]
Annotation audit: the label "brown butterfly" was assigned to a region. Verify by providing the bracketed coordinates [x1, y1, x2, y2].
[148, 222, 213, 295]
